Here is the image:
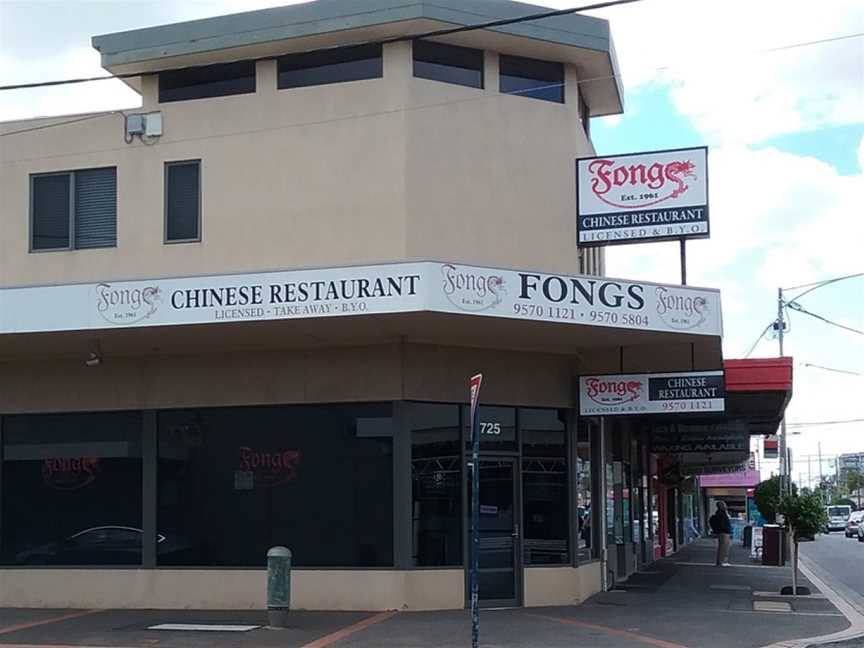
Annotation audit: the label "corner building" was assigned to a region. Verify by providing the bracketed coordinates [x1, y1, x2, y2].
[0, 0, 725, 610]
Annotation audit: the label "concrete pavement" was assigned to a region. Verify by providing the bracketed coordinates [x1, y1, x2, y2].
[0, 538, 852, 648]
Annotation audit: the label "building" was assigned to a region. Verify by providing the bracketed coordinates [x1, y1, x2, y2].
[838, 453, 864, 483]
[0, 0, 787, 611]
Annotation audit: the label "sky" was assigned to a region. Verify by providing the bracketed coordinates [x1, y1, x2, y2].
[1, 0, 863, 486]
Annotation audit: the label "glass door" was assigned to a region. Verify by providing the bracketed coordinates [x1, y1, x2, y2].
[468, 458, 521, 607]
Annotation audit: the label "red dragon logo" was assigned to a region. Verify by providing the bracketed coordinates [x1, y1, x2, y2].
[587, 159, 697, 209]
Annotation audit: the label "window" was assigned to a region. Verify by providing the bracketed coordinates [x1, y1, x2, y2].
[165, 161, 201, 243]
[31, 168, 117, 251]
[411, 403, 462, 567]
[521, 409, 568, 565]
[159, 61, 256, 103]
[578, 89, 591, 136]
[1, 412, 143, 566]
[278, 44, 382, 90]
[499, 54, 564, 103]
[576, 420, 594, 561]
[413, 41, 483, 89]
[157, 403, 393, 567]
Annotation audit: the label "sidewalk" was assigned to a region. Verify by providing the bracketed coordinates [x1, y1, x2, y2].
[0, 539, 851, 648]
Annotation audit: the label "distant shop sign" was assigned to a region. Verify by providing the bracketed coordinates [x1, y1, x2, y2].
[577, 147, 709, 246]
[650, 428, 746, 454]
[579, 370, 725, 416]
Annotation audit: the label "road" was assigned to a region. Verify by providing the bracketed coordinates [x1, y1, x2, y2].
[800, 530, 864, 615]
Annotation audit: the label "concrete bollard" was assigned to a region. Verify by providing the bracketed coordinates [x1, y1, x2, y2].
[267, 546, 292, 627]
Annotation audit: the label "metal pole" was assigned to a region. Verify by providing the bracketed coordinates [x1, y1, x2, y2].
[818, 442, 823, 498]
[679, 239, 687, 286]
[808, 455, 812, 492]
[468, 374, 483, 648]
[777, 287, 787, 496]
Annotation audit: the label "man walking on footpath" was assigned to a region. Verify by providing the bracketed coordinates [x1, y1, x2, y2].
[709, 501, 732, 567]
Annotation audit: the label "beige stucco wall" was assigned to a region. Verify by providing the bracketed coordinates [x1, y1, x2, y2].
[523, 562, 602, 607]
[0, 568, 464, 610]
[0, 42, 592, 289]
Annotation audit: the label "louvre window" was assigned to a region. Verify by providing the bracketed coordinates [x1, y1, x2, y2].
[31, 168, 117, 251]
[278, 44, 382, 89]
[159, 61, 256, 103]
[413, 41, 484, 89]
[165, 161, 201, 243]
[499, 54, 564, 103]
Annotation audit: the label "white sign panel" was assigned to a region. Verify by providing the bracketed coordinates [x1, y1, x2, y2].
[0, 261, 722, 337]
[577, 147, 709, 246]
[579, 371, 725, 416]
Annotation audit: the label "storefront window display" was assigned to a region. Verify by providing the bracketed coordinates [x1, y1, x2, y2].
[2, 412, 143, 566]
[576, 420, 594, 561]
[157, 403, 394, 568]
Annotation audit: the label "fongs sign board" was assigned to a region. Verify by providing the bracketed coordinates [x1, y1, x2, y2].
[577, 147, 709, 246]
[579, 370, 725, 416]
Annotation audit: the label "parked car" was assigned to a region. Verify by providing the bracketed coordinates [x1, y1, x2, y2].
[845, 511, 864, 538]
[826, 505, 852, 532]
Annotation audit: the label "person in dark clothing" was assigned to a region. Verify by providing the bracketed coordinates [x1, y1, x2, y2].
[709, 500, 733, 566]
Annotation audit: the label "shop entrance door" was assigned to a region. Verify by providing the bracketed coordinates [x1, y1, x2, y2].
[469, 458, 521, 607]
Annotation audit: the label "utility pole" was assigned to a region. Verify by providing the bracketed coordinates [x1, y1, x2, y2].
[777, 287, 789, 496]
[818, 442, 824, 503]
[808, 454, 812, 492]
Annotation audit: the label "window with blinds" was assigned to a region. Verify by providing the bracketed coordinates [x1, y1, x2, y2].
[30, 168, 117, 251]
[165, 160, 201, 243]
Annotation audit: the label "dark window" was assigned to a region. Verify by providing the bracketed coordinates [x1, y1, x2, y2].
[499, 54, 564, 103]
[157, 403, 394, 567]
[411, 403, 462, 567]
[413, 41, 483, 89]
[463, 406, 516, 453]
[31, 168, 116, 251]
[1, 412, 143, 566]
[521, 409, 568, 565]
[278, 44, 382, 89]
[165, 161, 201, 242]
[579, 89, 591, 137]
[159, 61, 256, 103]
[576, 420, 594, 561]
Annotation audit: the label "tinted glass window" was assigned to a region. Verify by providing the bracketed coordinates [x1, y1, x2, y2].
[74, 167, 117, 249]
[578, 89, 591, 136]
[278, 44, 382, 89]
[463, 406, 516, 453]
[1, 412, 143, 566]
[576, 420, 594, 561]
[499, 54, 564, 103]
[411, 403, 462, 566]
[413, 41, 483, 89]
[521, 409, 568, 565]
[165, 161, 200, 242]
[31, 173, 71, 250]
[157, 403, 393, 567]
[159, 61, 256, 103]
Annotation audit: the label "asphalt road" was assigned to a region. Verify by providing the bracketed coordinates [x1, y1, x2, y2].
[801, 530, 864, 614]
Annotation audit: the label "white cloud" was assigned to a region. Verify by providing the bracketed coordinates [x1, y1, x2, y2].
[586, 0, 864, 144]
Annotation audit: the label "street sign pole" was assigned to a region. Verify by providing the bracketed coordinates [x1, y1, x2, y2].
[468, 373, 483, 648]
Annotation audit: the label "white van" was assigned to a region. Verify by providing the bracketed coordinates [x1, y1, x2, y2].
[826, 505, 852, 532]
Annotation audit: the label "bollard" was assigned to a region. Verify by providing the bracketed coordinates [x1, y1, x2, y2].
[267, 546, 292, 628]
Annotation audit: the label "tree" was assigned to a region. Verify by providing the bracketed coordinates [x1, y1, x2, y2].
[779, 491, 828, 597]
[831, 495, 856, 508]
[754, 476, 797, 523]
[845, 470, 864, 508]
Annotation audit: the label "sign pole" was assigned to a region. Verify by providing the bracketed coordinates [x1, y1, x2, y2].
[679, 239, 687, 286]
[468, 373, 483, 648]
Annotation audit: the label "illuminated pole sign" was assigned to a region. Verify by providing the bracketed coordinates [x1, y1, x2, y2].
[576, 147, 709, 247]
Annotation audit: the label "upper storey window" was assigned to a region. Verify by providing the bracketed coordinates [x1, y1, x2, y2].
[277, 44, 383, 89]
[31, 168, 117, 251]
[159, 61, 256, 103]
[579, 89, 591, 136]
[499, 55, 564, 103]
[413, 41, 484, 89]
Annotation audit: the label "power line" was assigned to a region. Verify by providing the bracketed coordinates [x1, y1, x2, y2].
[787, 302, 864, 336]
[0, 0, 642, 92]
[0, 111, 121, 136]
[785, 272, 864, 301]
[743, 321, 774, 358]
[803, 363, 864, 378]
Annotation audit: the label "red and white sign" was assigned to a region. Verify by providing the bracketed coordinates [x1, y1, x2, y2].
[577, 147, 709, 246]
[579, 370, 725, 416]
